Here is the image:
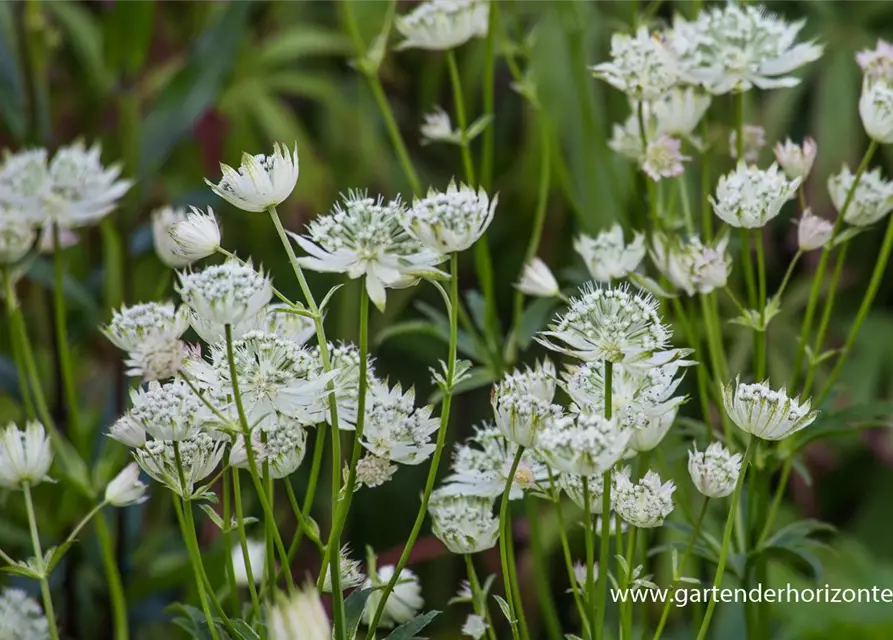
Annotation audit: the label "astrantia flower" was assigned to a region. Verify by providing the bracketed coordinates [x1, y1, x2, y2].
[135, 433, 225, 499]
[440, 425, 549, 500]
[104, 462, 149, 506]
[102, 301, 190, 352]
[292, 191, 446, 311]
[359, 382, 439, 465]
[667, 5, 823, 94]
[537, 284, 671, 364]
[628, 411, 675, 453]
[612, 467, 675, 528]
[429, 491, 499, 554]
[107, 416, 146, 448]
[688, 442, 742, 498]
[609, 108, 653, 162]
[151, 206, 190, 268]
[269, 585, 330, 640]
[402, 181, 497, 254]
[321, 545, 366, 592]
[711, 162, 800, 228]
[231, 539, 265, 586]
[188, 307, 263, 345]
[37, 222, 78, 254]
[797, 209, 833, 251]
[462, 614, 489, 640]
[730, 125, 766, 163]
[0, 212, 36, 264]
[497, 359, 557, 403]
[859, 77, 893, 144]
[0, 422, 53, 489]
[491, 376, 566, 448]
[395, 0, 489, 51]
[355, 454, 397, 489]
[774, 137, 817, 181]
[515, 257, 560, 298]
[828, 166, 893, 227]
[0, 588, 50, 640]
[169, 207, 221, 264]
[653, 87, 712, 138]
[651, 233, 732, 296]
[643, 135, 690, 182]
[123, 379, 207, 441]
[722, 377, 818, 441]
[363, 565, 424, 628]
[574, 225, 646, 282]
[591, 26, 678, 101]
[314, 341, 377, 428]
[536, 412, 631, 476]
[124, 338, 195, 382]
[232, 415, 309, 479]
[421, 107, 461, 145]
[559, 472, 605, 513]
[177, 259, 272, 327]
[206, 142, 298, 213]
[857, 39, 893, 83]
[263, 303, 315, 345]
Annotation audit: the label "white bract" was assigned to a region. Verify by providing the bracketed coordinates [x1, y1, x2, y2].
[105, 462, 149, 506]
[774, 137, 817, 181]
[177, 259, 272, 328]
[688, 442, 742, 498]
[651, 233, 731, 295]
[121, 380, 207, 441]
[591, 26, 678, 101]
[321, 545, 366, 592]
[206, 142, 298, 213]
[395, 0, 489, 51]
[359, 382, 439, 465]
[560, 472, 605, 513]
[102, 301, 190, 353]
[859, 77, 893, 144]
[293, 192, 446, 311]
[628, 411, 676, 453]
[0, 588, 50, 640]
[0, 422, 53, 489]
[429, 491, 499, 554]
[263, 303, 315, 345]
[643, 135, 690, 181]
[491, 373, 566, 449]
[0, 211, 36, 264]
[402, 181, 496, 254]
[537, 412, 631, 476]
[573, 225, 646, 282]
[827, 166, 893, 227]
[797, 209, 833, 251]
[612, 467, 676, 528]
[711, 162, 800, 228]
[857, 39, 893, 83]
[169, 207, 221, 264]
[421, 107, 461, 145]
[151, 206, 190, 268]
[462, 614, 489, 640]
[354, 454, 397, 489]
[231, 539, 266, 586]
[729, 125, 767, 163]
[515, 257, 560, 298]
[268, 585, 330, 640]
[722, 377, 818, 441]
[134, 433, 225, 499]
[652, 87, 712, 138]
[363, 565, 424, 628]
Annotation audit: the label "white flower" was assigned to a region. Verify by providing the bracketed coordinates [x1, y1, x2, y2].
[429, 491, 499, 554]
[859, 77, 893, 144]
[151, 206, 190, 268]
[188, 307, 264, 345]
[355, 454, 397, 489]
[263, 303, 315, 346]
[37, 222, 78, 254]
[135, 433, 225, 499]
[857, 39, 893, 83]
[292, 192, 446, 311]
[261, 417, 309, 478]
[628, 411, 675, 453]
[395, 0, 489, 51]
[643, 135, 690, 181]
[177, 259, 272, 327]
[537, 412, 631, 476]
[231, 539, 266, 586]
[537, 284, 671, 365]
[402, 181, 497, 254]
[515, 257, 560, 298]
[105, 462, 149, 506]
[359, 382, 439, 465]
[560, 472, 605, 513]
[722, 377, 818, 441]
[491, 374, 566, 449]
[774, 137, 817, 181]
[0, 588, 50, 640]
[572, 562, 599, 592]
[667, 5, 823, 94]
[612, 467, 675, 528]
[462, 614, 489, 639]
[609, 108, 652, 162]
[729, 125, 766, 163]
[0, 211, 36, 264]
[102, 301, 190, 352]
[711, 162, 800, 228]
[169, 207, 221, 264]
[268, 584, 330, 640]
[651, 233, 731, 296]
[828, 165, 893, 227]
[321, 544, 366, 592]
[797, 209, 833, 251]
[574, 225, 646, 282]
[496, 359, 557, 403]
[363, 565, 424, 629]
[653, 87, 712, 138]
[315, 341, 378, 428]
[440, 425, 549, 500]
[421, 107, 461, 145]
[206, 142, 298, 213]
[124, 338, 195, 382]
[0, 149, 49, 213]
[107, 416, 146, 448]
[122, 380, 207, 441]
[591, 26, 678, 101]
[688, 442, 742, 498]
[0, 422, 53, 489]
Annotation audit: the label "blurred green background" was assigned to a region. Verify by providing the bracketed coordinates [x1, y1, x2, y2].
[3, 1, 893, 638]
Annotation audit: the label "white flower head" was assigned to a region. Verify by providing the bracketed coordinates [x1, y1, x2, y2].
[574, 225, 646, 282]
[797, 208, 833, 251]
[263, 303, 315, 345]
[828, 165, 893, 227]
[314, 341, 378, 428]
[363, 565, 424, 629]
[688, 442, 742, 498]
[653, 87, 712, 138]
[537, 412, 631, 476]
[857, 39, 893, 83]
[651, 232, 731, 296]
[135, 433, 225, 499]
[498, 359, 557, 403]
[395, 0, 489, 51]
[572, 562, 599, 592]
[730, 125, 767, 163]
[0, 588, 50, 640]
[462, 613, 489, 640]
[0, 422, 53, 489]
[269, 584, 330, 640]
[107, 416, 146, 449]
[421, 106, 461, 145]
[151, 206, 190, 268]
[0, 211, 36, 264]
[231, 539, 266, 586]
[261, 416, 309, 478]
[105, 462, 149, 506]
[206, 142, 298, 213]
[187, 307, 263, 345]
[355, 454, 397, 489]
[102, 301, 189, 352]
[124, 338, 196, 382]
[612, 467, 676, 528]
[591, 26, 678, 101]
[429, 491, 499, 554]
[403, 181, 497, 254]
[491, 372, 566, 449]
[293, 191, 446, 311]
[321, 544, 366, 592]
[360, 382, 439, 465]
[643, 135, 690, 181]
[537, 284, 671, 364]
[859, 77, 893, 144]
[123, 379, 207, 441]
[628, 410, 676, 453]
[667, 5, 823, 94]
[559, 472, 605, 514]
[609, 108, 653, 162]
[37, 222, 78, 254]
[774, 137, 817, 181]
[515, 257, 560, 298]
[711, 162, 800, 228]
[177, 259, 272, 327]
[169, 207, 221, 264]
[722, 377, 818, 441]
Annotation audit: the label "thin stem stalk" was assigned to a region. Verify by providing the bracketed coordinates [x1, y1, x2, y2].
[23, 483, 60, 640]
[498, 447, 525, 640]
[595, 361, 613, 640]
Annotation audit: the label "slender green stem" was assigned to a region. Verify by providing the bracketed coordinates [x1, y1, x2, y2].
[637, 101, 659, 228]
[498, 447, 524, 640]
[232, 469, 262, 619]
[284, 481, 324, 552]
[366, 253, 460, 636]
[480, 0, 498, 191]
[679, 175, 695, 236]
[23, 483, 60, 640]
[263, 452, 276, 597]
[550, 472, 591, 638]
[221, 467, 240, 615]
[621, 526, 638, 639]
[52, 225, 84, 449]
[699, 293, 733, 445]
[583, 477, 597, 640]
[695, 438, 756, 640]
[447, 50, 475, 185]
[754, 229, 767, 379]
[465, 554, 499, 640]
[671, 298, 713, 429]
[775, 251, 802, 302]
[505, 510, 531, 640]
[803, 240, 850, 396]
[734, 92, 744, 161]
[740, 229, 757, 310]
[94, 512, 130, 640]
[284, 426, 327, 565]
[595, 361, 613, 640]
[757, 457, 793, 547]
[3, 268, 35, 420]
[526, 498, 563, 640]
[700, 118, 713, 241]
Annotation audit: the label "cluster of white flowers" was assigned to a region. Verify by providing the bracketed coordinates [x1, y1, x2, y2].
[652, 233, 732, 295]
[0, 588, 50, 640]
[206, 142, 299, 213]
[612, 467, 676, 528]
[574, 225, 645, 282]
[402, 181, 496, 254]
[827, 166, 893, 228]
[359, 382, 440, 465]
[711, 162, 800, 228]
[0, 421, 54, 489]
[429, 491, 499, 554]
[591, 26, 678, 102]
[688, 442, 742, 498]
[722, 377, 818, 441]
[395, 0, 489, 51]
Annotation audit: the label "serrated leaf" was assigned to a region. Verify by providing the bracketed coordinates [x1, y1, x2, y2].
[493, 594, 514, 623]
[384, 610, 440, 639]
[344, 587, 373, 639]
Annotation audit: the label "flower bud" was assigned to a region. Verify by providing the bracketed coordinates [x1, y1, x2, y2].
[797, 209, 833, 251]
[688, 442, 741, 498]
[774, 137, 817, 181]
[169, 207, 221, 264]
[105, 462, 149, 506]
[860, 77, 893, 144]
[514, 257, 559, 298]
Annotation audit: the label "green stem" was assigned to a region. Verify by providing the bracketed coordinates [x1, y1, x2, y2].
[480, 0, 498, 191]
[700, 293, 733, 446]
[366, 252, 459, 636]
[671, 298, 713, 429]
[3, 267, 35, 420]
[621, 526, 638, 639]
[757, 457, 793, 547]
[447, 49, 476, 185]
[221, 467, 240, 615]
[94, 512, 130, 640]
[284, 426, 327, 565]
[284, 480, 324, 552]
[505, 510, 531, 640]
[695, 438, 756, 640]
[679, 175, 695, 236]
[232, 469, 262, 619]
[740, 229, 757, 310]
[52, 225, 84, 450]
[754, 229, 767, 379]
[583, 477, 597, 640]
[700, 118, 713, 241]
[526, 498, 562, 640]
[465, 554, 499, 640]
[734, 92, 744, 161]
[637, 101, 659, 229]
[550, 472, 591, 639]
[23, 483, 60, 640]
[595, 360, 613, 640]
[803, 240, 850, 396]
[498, 447, 524, 640]
[774, 251, 802, 302]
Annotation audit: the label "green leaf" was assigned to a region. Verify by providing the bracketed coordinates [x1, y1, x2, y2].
[493, 594, 515, 624]
[516, 297, 560, 349]
[27, 259, 100, 322]
[102, 0, 156, 75]
[228, 619, 262, 640]
[384, 610, 440, 639]
[46, 1, 113, 96]
[344, 587, 373, 640]
[257, 25, 351, 66]
[628, 273, 677, 299]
